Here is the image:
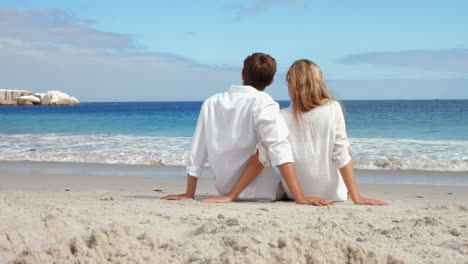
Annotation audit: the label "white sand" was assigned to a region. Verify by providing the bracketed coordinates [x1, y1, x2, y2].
[1, 169, 467, 263]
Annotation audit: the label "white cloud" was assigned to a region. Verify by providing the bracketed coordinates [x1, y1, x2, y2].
[0, 37, 240, 101]
[3, 7, 465, 101]
[328, 79, 468, 100]
[337, 49, 468, 73]
[0, 7, 242, 101]
[227, 0, 304, 15]
[0, 8, 135, 50]
[247, 0, 304, 13]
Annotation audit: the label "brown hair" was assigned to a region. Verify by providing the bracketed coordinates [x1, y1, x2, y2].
[242, 53, 277, 91]
[287, 59, 334, 125]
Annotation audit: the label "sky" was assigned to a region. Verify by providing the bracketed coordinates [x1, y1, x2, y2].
[1, 0, 467, 101]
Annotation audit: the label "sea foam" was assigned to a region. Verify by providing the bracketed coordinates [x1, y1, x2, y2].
[0, 134, 467, 172]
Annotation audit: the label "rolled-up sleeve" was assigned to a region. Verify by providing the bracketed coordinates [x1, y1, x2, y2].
[253, 98, 294, 167]
[332, 101, 352, 169]
[185, 103, 208, 177]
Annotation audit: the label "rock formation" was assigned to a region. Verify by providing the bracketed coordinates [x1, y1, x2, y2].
[33, 93, 46, 102]
[41, 91, 80, 105]
[0, 90, 32, 105]
[0, 90, 79, 105]
[17, 95, 41, 105]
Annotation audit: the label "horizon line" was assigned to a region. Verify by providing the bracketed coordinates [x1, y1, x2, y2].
[74, 98, 468, 103]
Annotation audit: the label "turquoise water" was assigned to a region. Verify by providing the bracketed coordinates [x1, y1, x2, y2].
[344, 100, 468, 140]
[1, 100, 467, 171]
[1, 100, 467, 140]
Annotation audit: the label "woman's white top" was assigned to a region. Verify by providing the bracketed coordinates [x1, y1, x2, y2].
[278, 101, 352, 201]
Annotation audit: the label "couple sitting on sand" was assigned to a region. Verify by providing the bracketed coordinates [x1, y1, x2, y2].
[162, 53, 387, 206]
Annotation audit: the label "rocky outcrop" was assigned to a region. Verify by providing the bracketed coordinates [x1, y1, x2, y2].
[41, 91, 80, 105]
[33, 93, 46, 102]
[0, 90, 79, 105]
[0, 90, 33, 105]
[17, 95, 41, 105]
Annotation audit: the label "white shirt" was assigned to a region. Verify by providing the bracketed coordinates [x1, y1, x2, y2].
[186, 85, 293, 201]
[279, 101, 351, 201]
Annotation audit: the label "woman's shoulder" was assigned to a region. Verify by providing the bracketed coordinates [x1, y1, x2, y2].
[305, 99, 341, 114]
[321, 99, 343, 113]
[322, 99, 340, 107]
[279, 106, 294, 123]
[279, 100, 342, 119]
[279, 106, 293, 116]
[280, 106, 292, 116]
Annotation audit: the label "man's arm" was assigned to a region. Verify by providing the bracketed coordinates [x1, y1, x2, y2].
[201, 152, 264, 203]
[161, 102, 208, 200]
[161, 174, 198, 200]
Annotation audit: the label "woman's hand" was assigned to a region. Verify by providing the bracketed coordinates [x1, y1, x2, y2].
[200, 195, 234, 203]
[352, 196, 388, 206]
[161, 193, 194, 200]
[296, 196, 334, 206]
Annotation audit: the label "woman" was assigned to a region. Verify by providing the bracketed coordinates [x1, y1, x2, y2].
[203, 59, 386, 206]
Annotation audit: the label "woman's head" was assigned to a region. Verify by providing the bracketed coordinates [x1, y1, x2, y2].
[287, 59, 333, 124]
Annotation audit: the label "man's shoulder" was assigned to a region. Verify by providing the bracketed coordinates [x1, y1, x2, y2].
[257, 90, 275, 102]
[202, 92, 224, 106]
[250, 91, 278, 110]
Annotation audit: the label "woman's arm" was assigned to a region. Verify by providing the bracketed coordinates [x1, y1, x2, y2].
[201, 152, 333, 206]
[340, 161, 388, 206]
[332, 102, 387, 205]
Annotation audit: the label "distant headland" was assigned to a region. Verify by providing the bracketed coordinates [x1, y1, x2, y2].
[0, 90, 79, 105]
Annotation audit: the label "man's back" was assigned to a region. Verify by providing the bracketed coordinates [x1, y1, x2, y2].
[186, 85, 289, 201]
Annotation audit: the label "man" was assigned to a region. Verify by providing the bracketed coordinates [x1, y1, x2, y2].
[162, 53, 332, 205]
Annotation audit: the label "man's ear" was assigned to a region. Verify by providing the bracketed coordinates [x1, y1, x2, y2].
[241, 70, 245, 82]
[267, 77, 275, 87]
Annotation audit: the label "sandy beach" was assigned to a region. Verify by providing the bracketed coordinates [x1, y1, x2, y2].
[1, 162, 467, 263]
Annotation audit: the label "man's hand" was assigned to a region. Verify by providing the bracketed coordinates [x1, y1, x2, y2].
[161, 193, 194, 200]
[296, 196, 334, 206]
[352, 196, 388, 206]
[200, 195, 234, 203]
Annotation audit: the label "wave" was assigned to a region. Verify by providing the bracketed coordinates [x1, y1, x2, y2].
[0, 134, 191, 166]
[349, 138, 468, 171]
[0, 134, 467, 172]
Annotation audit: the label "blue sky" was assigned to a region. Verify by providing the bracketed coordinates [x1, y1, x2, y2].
[1, 0, 467, 101]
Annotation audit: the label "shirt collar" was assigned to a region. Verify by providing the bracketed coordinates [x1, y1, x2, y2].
[228, 85, 260, 94]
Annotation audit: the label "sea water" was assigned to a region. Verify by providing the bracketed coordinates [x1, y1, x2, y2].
[0, 100, 467, 172]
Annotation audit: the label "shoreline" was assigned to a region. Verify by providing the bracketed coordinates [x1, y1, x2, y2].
[1, 170, 468, 201]
[1, 160, 467, 186]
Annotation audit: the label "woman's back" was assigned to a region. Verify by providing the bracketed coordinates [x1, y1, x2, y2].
[280, 100, 351, 201]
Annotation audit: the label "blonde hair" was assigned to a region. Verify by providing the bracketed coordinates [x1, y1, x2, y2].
[287, 59, 333, 125]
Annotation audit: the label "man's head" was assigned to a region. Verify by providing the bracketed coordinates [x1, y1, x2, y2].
[242, 53, 277, 91]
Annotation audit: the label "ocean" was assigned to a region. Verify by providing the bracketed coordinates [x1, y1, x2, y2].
[1, 100, 467, 172]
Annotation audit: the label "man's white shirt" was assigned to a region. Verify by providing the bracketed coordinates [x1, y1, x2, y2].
[186, 85, 293, 201]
